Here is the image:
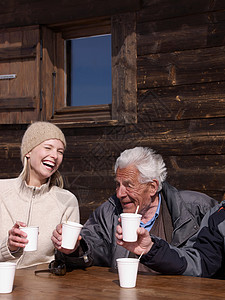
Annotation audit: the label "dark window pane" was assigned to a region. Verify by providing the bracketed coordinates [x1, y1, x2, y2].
[69, 34, 111, 106]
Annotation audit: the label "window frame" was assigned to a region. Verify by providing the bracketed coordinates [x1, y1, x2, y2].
[46, 12, 137, 125]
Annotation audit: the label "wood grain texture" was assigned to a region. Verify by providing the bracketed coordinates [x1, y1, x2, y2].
[0, 0, 141, 28]
[11, 265, 225, 299]
[0, 0, 225, 223]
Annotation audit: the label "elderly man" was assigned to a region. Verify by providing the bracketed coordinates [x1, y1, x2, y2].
[52, 147, 216, 271]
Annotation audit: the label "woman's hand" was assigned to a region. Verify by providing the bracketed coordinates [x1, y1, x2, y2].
[51, 224, 82, 255]
[8, 222, 28, 252]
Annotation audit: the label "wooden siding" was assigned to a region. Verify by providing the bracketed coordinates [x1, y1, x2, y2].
[0, 0, 141, 28]
[0, 26, 41, 123]
[111, 12, 137, 123]
[0, 0, 225, 224]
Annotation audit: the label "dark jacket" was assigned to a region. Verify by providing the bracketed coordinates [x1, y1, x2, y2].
[58, 182, 216, 270]
[140, 201, 225, 279]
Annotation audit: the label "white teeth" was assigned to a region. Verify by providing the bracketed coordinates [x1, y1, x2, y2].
[43, 161, 55, 168]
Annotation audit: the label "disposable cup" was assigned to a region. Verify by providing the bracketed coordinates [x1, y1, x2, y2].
[61, 221, 83, 249]
[116, 258, 139, 288]
[20, 226, 39, 252]
[0, 262, 16, 293]
[120, 213, 142, 242]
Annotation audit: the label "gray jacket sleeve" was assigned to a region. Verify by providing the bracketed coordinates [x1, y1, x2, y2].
[79, 202, 119, 267]
[140, 203, 225, 279]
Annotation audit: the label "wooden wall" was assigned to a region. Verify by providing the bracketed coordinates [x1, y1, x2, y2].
[1, 0, 225, 224]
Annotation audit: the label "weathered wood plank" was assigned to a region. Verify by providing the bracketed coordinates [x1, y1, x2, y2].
[62, 136, 225, 159]
[0, 26, 41, 123]
[53, 105, 112, 122]
[137, 46, 225, 88]
[111, 12, 137, 123]
[0, 0, 141, 28]
[137, 11, 225, 55]
[60, 117, 225, 143]
[138, 82, 225, 121]
[0, 97, 36, 110]
[51, 17, 111, 40]
[62, 154, 225, 177]
[138, 0, 225, 22]
[3, 120, 225, 165]
[41, 26, 55, 120]
[0, 46, 36, 61]
[63, 164, 225, 203]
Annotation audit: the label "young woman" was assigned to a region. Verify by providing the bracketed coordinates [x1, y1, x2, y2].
[0, 121, 79, 269]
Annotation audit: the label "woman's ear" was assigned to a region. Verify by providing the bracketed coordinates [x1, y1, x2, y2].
[25, 152, 31, 158]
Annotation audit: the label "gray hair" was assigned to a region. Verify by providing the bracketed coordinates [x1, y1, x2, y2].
[114, 147, 167, 191]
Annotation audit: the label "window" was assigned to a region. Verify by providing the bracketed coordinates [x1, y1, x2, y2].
[45, 13, 137, 125]
[67, 34, 112, 107]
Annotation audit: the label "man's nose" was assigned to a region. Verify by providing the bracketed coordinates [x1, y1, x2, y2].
[116, 185, 127, 198]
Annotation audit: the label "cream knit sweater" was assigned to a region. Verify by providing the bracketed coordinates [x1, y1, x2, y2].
[0, 176, 79, 269]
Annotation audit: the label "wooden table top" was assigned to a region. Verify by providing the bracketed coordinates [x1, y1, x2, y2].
[1, 264, 225, 299]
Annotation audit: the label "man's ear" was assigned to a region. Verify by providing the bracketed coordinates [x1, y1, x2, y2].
[149, 179, 159, 196]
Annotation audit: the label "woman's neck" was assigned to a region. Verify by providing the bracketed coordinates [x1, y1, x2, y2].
[27, 177, 47, 187]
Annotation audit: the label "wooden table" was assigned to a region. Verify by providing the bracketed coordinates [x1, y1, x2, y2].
[1, 264, 225, 299]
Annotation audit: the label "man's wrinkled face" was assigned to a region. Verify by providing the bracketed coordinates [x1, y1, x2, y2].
[115, 165, 153, 214]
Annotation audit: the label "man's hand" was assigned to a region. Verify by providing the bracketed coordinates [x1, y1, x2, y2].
[116, 223, 153, 256]
[51, 224, 82, 255]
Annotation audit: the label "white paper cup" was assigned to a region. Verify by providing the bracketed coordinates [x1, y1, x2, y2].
[20, 226, 39, 252]
[61, 221, 83, 249]
[0, 262, 16, 293]
[120, 213, 142, 242]
[116, 258, 139, 288]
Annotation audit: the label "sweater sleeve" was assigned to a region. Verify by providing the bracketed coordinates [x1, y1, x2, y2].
[62, 194, 80, 224]
[0, 237, 23, 262]
[54, 187, 80, 224]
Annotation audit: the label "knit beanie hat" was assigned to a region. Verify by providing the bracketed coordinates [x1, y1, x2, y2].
[21, 121, 66, 163]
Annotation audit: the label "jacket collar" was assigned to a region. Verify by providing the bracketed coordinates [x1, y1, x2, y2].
[17, 175, 51, 199]
[161, 181, 193, 226]
[108, 194, 123, 215]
